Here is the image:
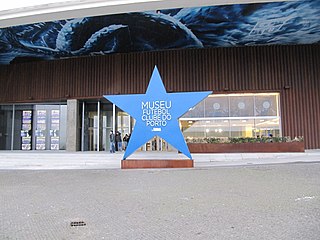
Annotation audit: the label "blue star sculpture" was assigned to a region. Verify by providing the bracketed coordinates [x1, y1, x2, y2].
[104, 66, 212, 160]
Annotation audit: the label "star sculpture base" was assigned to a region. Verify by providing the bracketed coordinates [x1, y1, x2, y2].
[121, 159, 194, 169]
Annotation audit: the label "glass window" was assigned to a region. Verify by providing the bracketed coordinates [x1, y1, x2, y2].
[230, 119, 255, 137]
[254, 117, 280, 137]
[202, 119, 230, 138]
[180, 93, 281, 140]
[181, 100, 205, 118]
[230, 95, 254, 117]
[205, 96, 229, 117]
[254, 94, 278, 116]
[180, 120, 206, 138]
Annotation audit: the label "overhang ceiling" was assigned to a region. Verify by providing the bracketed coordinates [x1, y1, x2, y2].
[0, 0, 319, 65]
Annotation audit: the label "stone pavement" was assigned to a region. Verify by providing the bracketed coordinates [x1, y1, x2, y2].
[1, 150, 320, 239]
[0, 150, 320, 170]
[0, 163, 319, 239]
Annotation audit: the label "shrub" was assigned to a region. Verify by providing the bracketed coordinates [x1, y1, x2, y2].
[186, 136, 303, 144]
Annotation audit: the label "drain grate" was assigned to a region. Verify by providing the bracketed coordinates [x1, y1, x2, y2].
[70, 221, 86, 227]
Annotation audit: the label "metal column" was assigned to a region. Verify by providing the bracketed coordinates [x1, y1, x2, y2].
[10, 104, 15, 150]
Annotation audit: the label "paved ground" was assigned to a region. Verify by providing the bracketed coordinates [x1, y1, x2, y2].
[1, 150, 320, 239]
[1, 163, 320, 240]
[0, 150, 320, 170]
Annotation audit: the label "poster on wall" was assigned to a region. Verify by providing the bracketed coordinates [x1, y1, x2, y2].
[21, 110, 32, 150]
[36, 110, 46, 150]
[50, 109, 60, 150]
[36, 137, 46, 150]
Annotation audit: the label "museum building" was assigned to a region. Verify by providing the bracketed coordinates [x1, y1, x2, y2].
[0, 0, 319, 152]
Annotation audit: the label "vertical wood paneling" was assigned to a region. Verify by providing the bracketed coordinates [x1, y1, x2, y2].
[0, 44, 319, 149]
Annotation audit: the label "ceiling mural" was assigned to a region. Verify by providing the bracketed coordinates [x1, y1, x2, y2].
[0, 0, 319, 65]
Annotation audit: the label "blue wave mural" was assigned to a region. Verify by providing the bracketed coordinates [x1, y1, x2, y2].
[0, 0, 319, 64]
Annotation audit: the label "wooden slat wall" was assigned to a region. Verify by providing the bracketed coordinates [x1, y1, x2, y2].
[0, 44, 319, 148]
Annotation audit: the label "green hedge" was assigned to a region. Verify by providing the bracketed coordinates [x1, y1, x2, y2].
[186, 136, 304, 144]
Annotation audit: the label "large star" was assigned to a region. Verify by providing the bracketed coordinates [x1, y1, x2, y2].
[104, 66, 212, 160]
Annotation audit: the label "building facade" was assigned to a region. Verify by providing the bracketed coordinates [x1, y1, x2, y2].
[0, 44, 319, 151]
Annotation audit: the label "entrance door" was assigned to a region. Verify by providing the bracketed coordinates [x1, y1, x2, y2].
[33, 105, 66, 150]
[101, 104, 113, 152]
[81, 101, 135, 152]
[144, 136, 169, 151]
[0, 105, 13, 150]
[82, 102, 99, 151]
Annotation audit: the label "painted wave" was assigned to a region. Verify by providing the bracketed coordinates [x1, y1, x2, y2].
[0, 0, 319, 64]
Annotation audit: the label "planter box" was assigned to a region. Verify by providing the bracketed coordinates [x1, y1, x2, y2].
[187, 142, 305, 153]
[121, 159, 193, 169]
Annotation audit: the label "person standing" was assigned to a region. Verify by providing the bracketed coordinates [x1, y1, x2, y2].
[123, 134, 129, 150]
[115, 131, 122, 151]
[109, 130, 115, 153]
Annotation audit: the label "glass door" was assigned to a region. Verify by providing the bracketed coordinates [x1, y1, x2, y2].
[0, 104, 66, 150]
[81, 101, 132, 151]
[0, 105, 13, 150]
[50, 109, 60, 150]
[82, 102, 99, 151]
[33, 105, 66, 150]
[145, 136, 169, 151]
[15, 105, 34, 150]
[117, 111, 131, 136]
[21, 110, 32, 150]
[101, 103, 113, 151]
[34, 109, 47, 150]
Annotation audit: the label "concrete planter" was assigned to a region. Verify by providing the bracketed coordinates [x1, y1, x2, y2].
[187, 142, 305, 153]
